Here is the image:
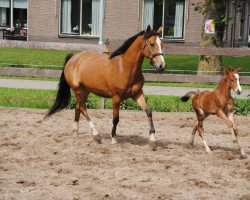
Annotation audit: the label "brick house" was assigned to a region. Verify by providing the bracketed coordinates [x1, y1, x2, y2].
[0, 0, 249, 48]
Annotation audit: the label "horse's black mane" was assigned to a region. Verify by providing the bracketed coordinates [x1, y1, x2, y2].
[109, 29, 159, 59]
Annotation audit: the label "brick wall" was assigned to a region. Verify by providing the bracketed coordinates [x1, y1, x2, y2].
[2, 0, 248, 48]
[28, 0, 59, 41]
[104, 0, 142, 45]
[183, 0, 203, 47]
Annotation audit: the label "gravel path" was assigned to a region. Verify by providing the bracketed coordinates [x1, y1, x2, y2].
[0, 78, 249, 99]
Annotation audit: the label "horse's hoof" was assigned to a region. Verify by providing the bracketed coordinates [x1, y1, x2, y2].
[149, 140, 157, 150]
[92, 135, 102, 144]
[72, 122, 79, 133]
[187, 143, 193, 149]
[111, 137, 118, 144]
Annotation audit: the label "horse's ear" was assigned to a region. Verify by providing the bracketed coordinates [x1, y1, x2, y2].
[157, 27, 163, 34]
[146, 25, 151, 33]
[236, 67, 241, 73]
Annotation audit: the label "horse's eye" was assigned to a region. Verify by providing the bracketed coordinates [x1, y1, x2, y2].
[150, 43, 154, 47]
[231, 78, 234, 81]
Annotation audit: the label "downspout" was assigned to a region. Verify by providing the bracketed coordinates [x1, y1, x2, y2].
[98, 0, 104, 45]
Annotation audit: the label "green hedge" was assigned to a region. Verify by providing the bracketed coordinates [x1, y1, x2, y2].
[2, 88, 248, 115]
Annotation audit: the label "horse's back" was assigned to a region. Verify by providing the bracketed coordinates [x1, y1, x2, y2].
[64, 51, 114, 97]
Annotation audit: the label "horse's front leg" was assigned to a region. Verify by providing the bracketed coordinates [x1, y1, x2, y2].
[133, 93, 157, 150]
[111, 95, 121, 144]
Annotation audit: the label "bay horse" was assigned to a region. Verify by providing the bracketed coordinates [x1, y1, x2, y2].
[181, 67, 247, 159]
[44, 25, 165, 149]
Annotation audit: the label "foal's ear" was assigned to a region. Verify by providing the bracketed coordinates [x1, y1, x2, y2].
[157, 27, 163, 34]
[236, 67, 241, 73]
[224, 67, 230, 74]
[146, 25, 151, 33]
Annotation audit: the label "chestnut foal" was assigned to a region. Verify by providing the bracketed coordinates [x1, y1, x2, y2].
[181, 67, 247, 159]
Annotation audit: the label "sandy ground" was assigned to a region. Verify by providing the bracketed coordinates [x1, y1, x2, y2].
[0, 106, 249, 200]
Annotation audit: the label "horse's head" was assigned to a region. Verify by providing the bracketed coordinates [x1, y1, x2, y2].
[143, 25, 166, 72]
[225, 67, 242, 95]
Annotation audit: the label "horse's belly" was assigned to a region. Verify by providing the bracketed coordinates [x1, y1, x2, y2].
[122, 84, 143, 99]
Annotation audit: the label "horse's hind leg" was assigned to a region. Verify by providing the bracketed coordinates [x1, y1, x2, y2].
[72, 107, 80, 133]
[74, 87, 101, 143]
[188, 120, 198, 148]
[110, 95, 121, 144]
[133, 93, 157, 150]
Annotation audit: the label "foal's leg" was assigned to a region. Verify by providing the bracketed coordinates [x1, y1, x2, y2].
[133, 93, 157, 150]
[74, 87, 101, 143]
[111, 95, 121, 144]
[188, 120, 198, 148]
[197, 120, 211, 153]
[218, 110, 247, 159]
[196, 110, 211, 153]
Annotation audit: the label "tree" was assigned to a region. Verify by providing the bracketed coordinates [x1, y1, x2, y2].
[193, 0, 228, 75]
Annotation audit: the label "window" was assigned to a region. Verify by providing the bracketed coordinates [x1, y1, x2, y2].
[0, 0, 27, 28]
[0, 0, 10, 27]
[143, 0, 185, 39]
[60, 0, 100, 36]
[13, 0, 27, 29]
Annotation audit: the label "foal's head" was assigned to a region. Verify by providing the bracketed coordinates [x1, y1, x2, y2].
[143, 26, 166, 72]
[225, 67, 242, 95]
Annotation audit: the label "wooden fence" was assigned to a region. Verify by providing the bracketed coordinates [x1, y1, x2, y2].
[0, 67, 250, 84]
[0, 40, 250, 84]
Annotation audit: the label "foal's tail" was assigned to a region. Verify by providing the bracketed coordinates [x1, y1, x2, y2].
[44, 53, 74, 120]
[180, 91, 197, 102]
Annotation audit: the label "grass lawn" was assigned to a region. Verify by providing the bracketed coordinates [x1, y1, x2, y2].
[0, 87, 249, 115]
[0, 48, 79, 69]
[0, 48, 250, 74]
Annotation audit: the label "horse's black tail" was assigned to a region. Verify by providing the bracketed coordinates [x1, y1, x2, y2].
[180, 91, 197, 102]
[44, 53, 74, 120]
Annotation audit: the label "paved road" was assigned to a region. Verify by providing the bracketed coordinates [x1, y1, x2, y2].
[0, 78, 249, 99]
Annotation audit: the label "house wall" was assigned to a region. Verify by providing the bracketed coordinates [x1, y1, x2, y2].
[104, 0, 142, 42]
[182, 0, 203, 47]
[28, 0, 60, 42]
[27, 0, 204, 47]
[1, 0, 249, 48]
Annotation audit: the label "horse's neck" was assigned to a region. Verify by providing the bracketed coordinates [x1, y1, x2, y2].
[216, 76, 231, 99]
[122, 36, 144, 74]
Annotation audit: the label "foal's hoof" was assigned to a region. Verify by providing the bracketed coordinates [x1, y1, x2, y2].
[149, 140, 157, 150]
[92, 135, 102, 144]
[187, 143, 193, 149]
[241, 149, 247, 159]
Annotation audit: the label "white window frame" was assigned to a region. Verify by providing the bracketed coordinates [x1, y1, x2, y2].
[59, 0, 103, 40]
[142, 0, 186, 41]
[0, 0, 28, 28]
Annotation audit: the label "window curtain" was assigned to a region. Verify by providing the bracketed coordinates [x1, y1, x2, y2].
[0, 8, 7, 26]
[14, 0, 28, 9]
[61, 0, 72, 33]
[174, 1, 184, 37]
[143, 0, 154, 29]
[91, 0, 100, 36]
[0, 0, 9, 26]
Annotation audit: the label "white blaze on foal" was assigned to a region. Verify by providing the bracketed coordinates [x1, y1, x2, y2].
[235, 73, 242, 94]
